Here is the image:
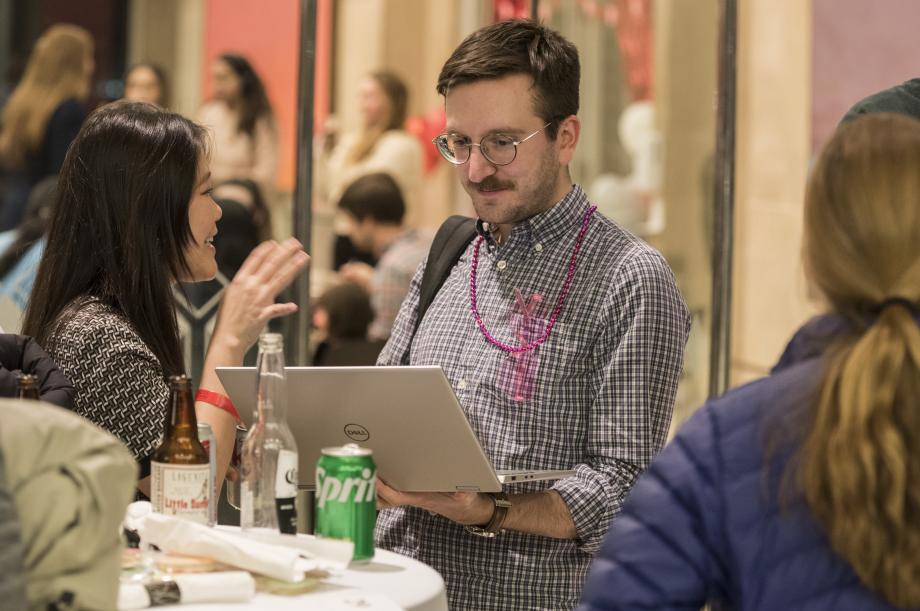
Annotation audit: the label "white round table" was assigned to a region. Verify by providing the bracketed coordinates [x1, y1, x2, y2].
[155, 543, 447, 611]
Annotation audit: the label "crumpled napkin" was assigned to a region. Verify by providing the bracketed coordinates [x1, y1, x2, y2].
[130, 502, 352, 583]
[118, 571, 255, 609]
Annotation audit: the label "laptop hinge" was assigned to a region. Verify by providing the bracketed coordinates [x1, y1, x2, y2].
[455, 485, 481, 492]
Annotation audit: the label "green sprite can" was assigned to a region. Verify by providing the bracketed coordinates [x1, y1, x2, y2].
[315, 443, 376, 562]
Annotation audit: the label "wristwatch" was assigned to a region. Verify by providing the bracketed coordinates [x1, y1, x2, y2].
[465, 493, 511, 538]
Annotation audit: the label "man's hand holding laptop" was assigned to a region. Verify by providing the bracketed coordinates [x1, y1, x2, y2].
[376, 478, 494, 525]
[376, 477, 578, 539]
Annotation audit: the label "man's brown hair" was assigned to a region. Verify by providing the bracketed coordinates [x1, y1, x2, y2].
[436, 19, 579, 139]
[337, 172, 405, 225]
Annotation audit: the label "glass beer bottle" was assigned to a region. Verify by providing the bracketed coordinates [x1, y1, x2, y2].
[150, 375, 211, 524]
[241, 333, 299, 534]
[17, 374, 39, 400]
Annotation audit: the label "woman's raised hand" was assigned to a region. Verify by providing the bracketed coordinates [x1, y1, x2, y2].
[214, 238, 310, 352]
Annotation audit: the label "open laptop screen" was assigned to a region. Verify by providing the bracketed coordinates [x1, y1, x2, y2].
[217, 366, 504, 492]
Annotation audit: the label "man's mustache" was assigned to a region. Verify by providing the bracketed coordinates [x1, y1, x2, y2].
[469, 177, 514, 191]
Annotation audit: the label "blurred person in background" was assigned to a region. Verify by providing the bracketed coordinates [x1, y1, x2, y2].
[123, 62, 169, 107]
[577, 113, 920, 610]
[337, 172, 431, 341]
[0, 24, 93, 232]
[317, 70, 423, 269]
[311, 281, 384, 366]
[212, 177, 272, 244]
[0, 176, 56, 333]
[22, 101, 309, 498]
[0, 180, 75, 409]
[198, 53, 279, 207]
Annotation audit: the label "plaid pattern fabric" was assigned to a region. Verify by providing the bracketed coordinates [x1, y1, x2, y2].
[369, 229, 432, 341]
[376, 185, 691, 610]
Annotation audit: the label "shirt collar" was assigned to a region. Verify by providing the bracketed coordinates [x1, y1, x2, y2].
[474, 184, 588, 250]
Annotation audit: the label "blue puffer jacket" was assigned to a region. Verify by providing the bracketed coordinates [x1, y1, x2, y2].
[577, 316, 916, 611]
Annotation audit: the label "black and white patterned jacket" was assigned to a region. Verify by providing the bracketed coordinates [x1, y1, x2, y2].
[44, 297, 168, 473]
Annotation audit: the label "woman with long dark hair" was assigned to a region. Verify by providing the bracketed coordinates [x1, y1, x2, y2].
[23, 101, 308, 495]
[198, 53, 279, 204]
[578, 113, 920, 609]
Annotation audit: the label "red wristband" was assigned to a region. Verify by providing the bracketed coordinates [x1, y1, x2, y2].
[196, 389, 241, 423]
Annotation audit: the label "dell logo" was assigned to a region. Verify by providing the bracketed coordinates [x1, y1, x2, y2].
[344, 423, 370, 442]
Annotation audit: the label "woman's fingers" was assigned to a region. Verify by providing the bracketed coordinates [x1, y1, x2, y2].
[219, 239, 309, 350]
[236, 239, 277, 278]
[259, 302, 299, 323]
[253, 238, 305, 284]
[266, 250, 310, 295]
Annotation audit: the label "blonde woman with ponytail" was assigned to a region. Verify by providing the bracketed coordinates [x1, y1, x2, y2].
[578, 112, 920, 611]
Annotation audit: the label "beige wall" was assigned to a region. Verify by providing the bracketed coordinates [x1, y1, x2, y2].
[333, 0, 386, 130]
[127, 0, 204, 117]
[653, 0, 718, 425]
[732, 0, 820, 384]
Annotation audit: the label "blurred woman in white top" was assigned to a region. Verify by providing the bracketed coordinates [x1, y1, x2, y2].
[198, 53, 279, 204]
[318, 71, 423, 228]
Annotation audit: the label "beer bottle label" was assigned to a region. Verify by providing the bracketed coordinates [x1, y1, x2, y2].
[275, 449, 298, 534]
[151, 461, 211, 524]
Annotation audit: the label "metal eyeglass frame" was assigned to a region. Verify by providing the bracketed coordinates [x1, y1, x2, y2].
[432, 121, 553, 166]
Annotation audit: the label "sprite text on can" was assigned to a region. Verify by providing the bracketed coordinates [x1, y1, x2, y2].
[315, 444, 376, 562]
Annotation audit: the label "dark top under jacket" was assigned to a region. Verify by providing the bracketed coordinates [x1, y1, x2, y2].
[0, 334, 75, 408]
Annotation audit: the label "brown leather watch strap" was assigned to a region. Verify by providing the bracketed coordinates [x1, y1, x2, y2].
[465, 493, 511, 538]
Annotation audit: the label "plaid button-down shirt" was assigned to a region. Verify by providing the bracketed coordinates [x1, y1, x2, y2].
[375, 185, 691, 610]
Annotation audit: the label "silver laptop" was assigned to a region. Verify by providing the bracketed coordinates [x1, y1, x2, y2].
[216, 366, 574, 492]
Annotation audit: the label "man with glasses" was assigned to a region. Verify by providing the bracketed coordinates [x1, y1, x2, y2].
[375, 19, 690, 610]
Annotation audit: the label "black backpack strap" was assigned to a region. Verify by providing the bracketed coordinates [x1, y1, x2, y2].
[413, 215, 478, 337]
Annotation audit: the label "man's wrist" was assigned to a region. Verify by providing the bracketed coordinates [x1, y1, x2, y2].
[470, 492, 497, 525]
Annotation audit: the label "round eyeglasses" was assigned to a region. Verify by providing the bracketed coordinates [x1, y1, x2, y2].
[432, 122, 553, 166]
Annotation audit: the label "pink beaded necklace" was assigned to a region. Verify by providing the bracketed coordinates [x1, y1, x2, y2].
[469, 205, 597, 353]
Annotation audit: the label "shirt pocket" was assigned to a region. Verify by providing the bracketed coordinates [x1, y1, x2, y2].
[530, 321, 591, 398]
[464, 322, 590, 467]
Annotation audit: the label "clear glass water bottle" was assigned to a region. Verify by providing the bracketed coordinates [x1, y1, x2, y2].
[240, 333, 299, 534]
